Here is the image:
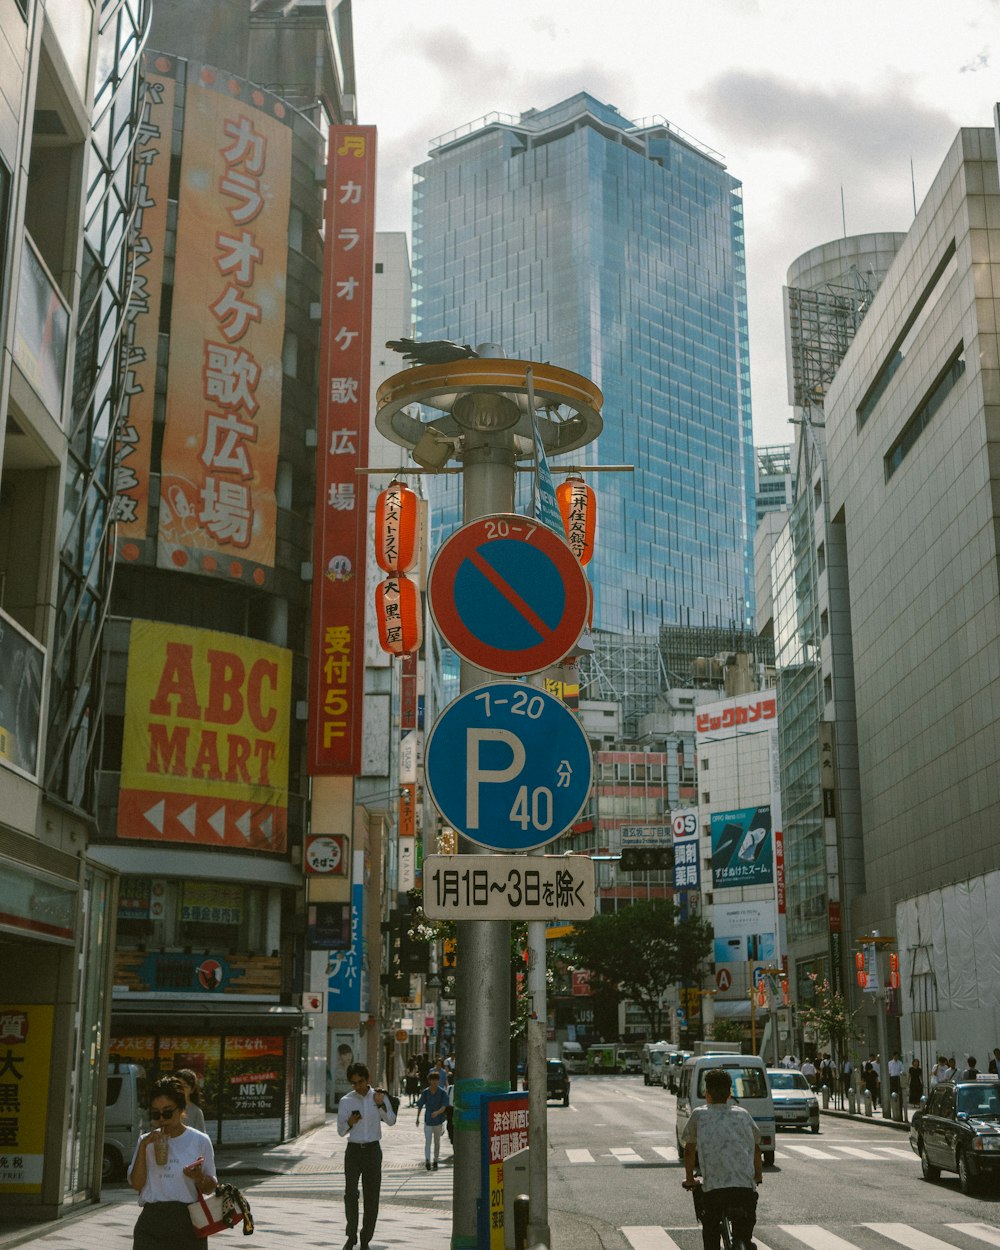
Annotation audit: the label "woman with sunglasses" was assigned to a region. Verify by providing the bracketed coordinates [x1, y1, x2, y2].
[128, 1075, 217, 1248]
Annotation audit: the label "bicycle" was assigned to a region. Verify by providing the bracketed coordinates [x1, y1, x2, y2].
[683, 1176, 760, 1250]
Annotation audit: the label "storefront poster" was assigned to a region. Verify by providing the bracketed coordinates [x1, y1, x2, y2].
[223, 1035, 284, 1119]
[480, 1093, 529, 1250]
[0, 1005, 54, 1193]
[117, 619, 291, 851]
[710, 806, 773, 888]
[181, 882, 243, 925]
[713, 900, 778, 964]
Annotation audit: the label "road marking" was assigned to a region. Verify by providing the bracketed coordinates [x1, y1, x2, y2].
[651, 1146, 677, 1162]
[782, 1144, 840, 1159]
[611, 1146, 643, 1161]
[566, 1148, 594, 1163]
[865, 1224, 965, 1250]
[946, 1225, 1000, 1248]
[779, 1226, 863, 1250]
[830, 1146, 885, 1159]
[622, 1229, 686, 1250]
[873, 1146, 917, 1160]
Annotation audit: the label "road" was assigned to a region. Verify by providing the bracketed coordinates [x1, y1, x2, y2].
[544, 1074, 1000, 1249]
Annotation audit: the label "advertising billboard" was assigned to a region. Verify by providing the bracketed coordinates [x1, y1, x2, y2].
[157, 66, 292, 585]
[307, 126, 377, 774]
[710, 806, 773, 888]
[712, 900, 779, 964]
[116, 620, 291, 851]
[113, 56, 176, 561]
[0, 1005, 54, 1193]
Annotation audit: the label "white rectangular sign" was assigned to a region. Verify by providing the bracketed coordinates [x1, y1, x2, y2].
[422, 854, 596, 921]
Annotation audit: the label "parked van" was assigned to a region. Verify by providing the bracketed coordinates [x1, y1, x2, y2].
[674, 1052, 776, 1165]
[618, 1047, 642, 1074]
[104, 1061, 147, 1182]
[642, 1042, 669, 1086]
[560, 1041, 587, 1074]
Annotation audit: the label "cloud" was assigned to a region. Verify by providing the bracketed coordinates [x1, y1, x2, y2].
[959, 48, 991, 72]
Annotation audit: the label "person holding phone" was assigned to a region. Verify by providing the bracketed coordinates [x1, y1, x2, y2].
[128, 1075, 217, 1249]
[336, 1062, 397, 1250]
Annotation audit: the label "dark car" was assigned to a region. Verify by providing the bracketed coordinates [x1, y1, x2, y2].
[909, 1076, 1000, 1193]
[522, 1059, 570, 1106]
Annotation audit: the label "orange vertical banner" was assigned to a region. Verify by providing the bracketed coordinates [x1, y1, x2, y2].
[308, 127, 377, 774]
[158, 66, 292, 585]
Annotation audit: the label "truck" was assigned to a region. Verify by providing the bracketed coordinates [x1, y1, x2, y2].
[103, 1061, 147, 1182]
[641, 1041, 669, 1086]
[693, 1041, 742, 1056]
[586, 1043, 620, 1073]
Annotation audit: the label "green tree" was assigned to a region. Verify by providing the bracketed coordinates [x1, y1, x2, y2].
[712, 1019, 745, 1044]
[567, 899, 713, 1038]
[796, 976, 861, 1063]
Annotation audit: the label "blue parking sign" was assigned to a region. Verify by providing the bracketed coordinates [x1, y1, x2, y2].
[425, 682, 593, 852]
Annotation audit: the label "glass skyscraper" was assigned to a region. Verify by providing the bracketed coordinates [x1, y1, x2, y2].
[413, 93, 755, 636]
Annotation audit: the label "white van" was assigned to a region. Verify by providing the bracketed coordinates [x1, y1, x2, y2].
[641, 1042, 668, 1086]
[104, 1062, 147, 1182]
[560, 1041, 587, 1074]
[674, 1052, 776, 1166]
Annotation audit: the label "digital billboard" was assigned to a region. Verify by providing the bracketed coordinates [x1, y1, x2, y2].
[710, 805, 773, 889]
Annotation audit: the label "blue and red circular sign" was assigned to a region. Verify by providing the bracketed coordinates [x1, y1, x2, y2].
[428, 514, 590, 675]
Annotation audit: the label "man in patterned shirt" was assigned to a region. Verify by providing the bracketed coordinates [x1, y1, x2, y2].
[681, 1068, 762, 1250]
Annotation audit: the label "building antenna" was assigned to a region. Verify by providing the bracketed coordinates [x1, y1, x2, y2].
[840, 186, 847, 238]
[910, 157, 918, 217]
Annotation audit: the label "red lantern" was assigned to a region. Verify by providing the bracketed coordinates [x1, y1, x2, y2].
[375, 574, 422, 655]
[556, 475, 596, 565]
[375, 479, 419, 573]
[857, 970, 867, 988]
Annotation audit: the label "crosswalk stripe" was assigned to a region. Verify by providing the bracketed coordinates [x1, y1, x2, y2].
[831, 1146, 885, 1160]
[566, 1148, 594, 1163]
[946, 1225, 1000, 1248]
[622, 1228, 685, 1250]
[873, 1147, 917, 1160]
[865, 1224, 963, 1250]
[780, 1225, 866, 1250]
[782, 1144, 840, 1160]
[652, 1146, 677, 1162]
[611, 1147, 643, 1160]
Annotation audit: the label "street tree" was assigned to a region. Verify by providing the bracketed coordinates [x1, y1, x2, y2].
[568, 899, 713, 1038]
[797, 976, 862, 1065]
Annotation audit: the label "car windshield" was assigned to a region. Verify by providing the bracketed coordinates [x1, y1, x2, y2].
[768, 1072, 810, 1091]
[697, 1066, 768, 1099]
[956, 1086, 1000, 1117]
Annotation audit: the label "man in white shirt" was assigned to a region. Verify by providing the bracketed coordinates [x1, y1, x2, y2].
[800, 1057, 817, 1088]
[887, 1052, 905, 1105]
[337, 1063, 397, 1250]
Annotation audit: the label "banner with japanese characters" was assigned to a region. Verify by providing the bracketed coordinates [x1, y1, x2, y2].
[308, 126, 377, 773]
[157, 66, 292, 585]
[0, 1005, 54, 1193]
[113, 55, 176, 563]
[116, 619, 291, 851]
[480, 1093, 530, 1250]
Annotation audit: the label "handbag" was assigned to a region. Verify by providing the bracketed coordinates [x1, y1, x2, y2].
[188, 1184, 255, 1238]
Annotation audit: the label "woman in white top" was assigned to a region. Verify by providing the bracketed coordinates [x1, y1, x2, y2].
[128, 1075, 217, 1249]
[173, 1069, 207, 1134]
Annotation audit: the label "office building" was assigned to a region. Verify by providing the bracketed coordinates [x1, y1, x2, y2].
[755, 444, 794, 520]
[413, 92, 756, 637]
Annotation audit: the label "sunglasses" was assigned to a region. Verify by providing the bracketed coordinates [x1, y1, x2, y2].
[149, 1108, 178, 1121]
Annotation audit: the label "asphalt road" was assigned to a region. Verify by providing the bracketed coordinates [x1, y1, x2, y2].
[545, 1074, 1000, 1250]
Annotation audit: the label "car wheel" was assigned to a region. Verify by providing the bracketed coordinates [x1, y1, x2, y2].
[811, 1124, 821, 1135]
[102, 1145, 121, 1184]
[958, 1149, 978, 1195]
[920, 1143, 940, 1181]
[563, 1091, 569, 1107]
[764, 1151, 775, 1167]
[644, 1074, 650, 1086]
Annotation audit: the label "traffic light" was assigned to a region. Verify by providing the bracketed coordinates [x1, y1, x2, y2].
[619, 847, 674, 872]
[442, 938, 457, 971]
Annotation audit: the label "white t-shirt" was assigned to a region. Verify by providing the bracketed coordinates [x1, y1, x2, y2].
[681, 1103, 761, 1192]
[128, 1126, 216, 1205]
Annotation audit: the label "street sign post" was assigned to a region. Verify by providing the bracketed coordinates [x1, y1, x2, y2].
[422, 854, 596, 921]
[428, 514, 590, 675]
[424, 681, 593, 851]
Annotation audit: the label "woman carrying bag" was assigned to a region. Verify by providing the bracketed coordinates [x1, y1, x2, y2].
[128, 1075, 217, 1248]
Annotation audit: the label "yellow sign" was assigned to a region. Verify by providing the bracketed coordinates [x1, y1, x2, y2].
[117, 620, 291, 851]
[0, 1005, 54, 1193]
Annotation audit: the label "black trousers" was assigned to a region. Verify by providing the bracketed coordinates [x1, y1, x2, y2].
[344, 1141, 382, 1246]
[694, 1186, 758, 1250]
[133, 1201, 202, 1249]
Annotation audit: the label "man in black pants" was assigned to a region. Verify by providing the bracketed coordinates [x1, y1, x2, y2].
[337, 1062, 397, 1250]
[682, 1068, 762, 1250]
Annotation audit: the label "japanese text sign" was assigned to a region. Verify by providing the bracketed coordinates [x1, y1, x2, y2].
[0, 1005, 54, 1193]
[308, 126, 377, 774]
[710, 806, 774, 888]
[157, 66, 292, 585]
[479, 1093, 530, 1250]
[696, 693, 776, 738]
[422, 854, 595, 920]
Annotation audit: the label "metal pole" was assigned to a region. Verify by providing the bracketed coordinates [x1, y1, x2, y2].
[452, 425, 516, 1250]
[526, 1017, 551, 1247]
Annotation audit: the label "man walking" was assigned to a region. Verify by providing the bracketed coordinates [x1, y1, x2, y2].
[681, 1067, 763, 1250]
[337, 1062, 397, 1250]
[888, 1052, 905, 1107]
[415, 1069, 449, 1170]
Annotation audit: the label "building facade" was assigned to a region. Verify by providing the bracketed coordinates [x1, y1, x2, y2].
[412, 93, 756, 637]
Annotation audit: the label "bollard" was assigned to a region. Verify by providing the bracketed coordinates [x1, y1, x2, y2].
[821, 1084, 830, 1109]
[863, 1090, 873, 1117]
[890, 1091, 900, 1121]
[848, 1088, 857, 1115]
[514, 1194, 530, 1250]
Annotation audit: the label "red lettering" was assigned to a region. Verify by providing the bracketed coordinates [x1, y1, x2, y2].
[225, 734, 251, 783]
[205, 650, 245, 724]
[192, 729, 222, 780]
[254, 738, 276, 786]
[147, 723, 190, 775]
[247, 659, 278, 732]
[148, 644, 201, 718]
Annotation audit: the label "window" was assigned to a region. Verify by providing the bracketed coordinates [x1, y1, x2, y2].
[824, 674, 833, 703]
[813, 479, 822, 508]
[820, 609, 829, 639]
[884, 346, 966, 480]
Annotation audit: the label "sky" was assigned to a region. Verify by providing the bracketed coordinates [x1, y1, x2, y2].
[352, 0, 1000, 447]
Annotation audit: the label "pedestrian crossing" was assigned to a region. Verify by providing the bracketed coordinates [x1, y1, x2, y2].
[245, 1164, 455, 1202]
[621, 1223, 1000, 1250]
[563, 1141, 917, 1166]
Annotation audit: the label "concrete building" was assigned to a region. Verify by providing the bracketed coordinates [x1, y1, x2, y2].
[755, 444, 795, 521]
[0, 0, 149, 1217]
[822, 120, 1000, 1062]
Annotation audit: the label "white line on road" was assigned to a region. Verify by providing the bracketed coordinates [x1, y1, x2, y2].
[865, 1224, 967, 1250]
[611, 1147, 643, 1161]
[872, 1147, 917, 1160]
[566, 1148, 594, 1163]
[830, 1146, 885, 1159]
[651, 1146, 677, 1162]
[622, 1228, 686, 1250]
[780, 1225, 867, 1250]
[945, 1225, 1000, 1248]
[782, 1144, 840, 1160]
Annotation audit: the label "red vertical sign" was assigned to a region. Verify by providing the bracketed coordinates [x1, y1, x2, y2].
[308, 127, 377, 774]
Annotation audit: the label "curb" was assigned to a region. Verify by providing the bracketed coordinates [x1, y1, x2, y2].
[821, 1107, 912, 1132]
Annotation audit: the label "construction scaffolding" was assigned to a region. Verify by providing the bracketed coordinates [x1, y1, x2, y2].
[785, 265, 880, 410]
[578, 632, 667, 737]
[659, 624, 775, 690]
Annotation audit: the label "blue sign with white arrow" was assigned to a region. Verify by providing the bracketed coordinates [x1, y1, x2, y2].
[424, 682, 593, 852]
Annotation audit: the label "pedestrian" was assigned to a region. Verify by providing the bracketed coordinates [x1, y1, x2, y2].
[172, 1068, 206, 1134]
[862, 1057, 879, 1108]
[988, 1048, 1000, 1075]
[908, 1058, 923, 1106]
[800, 1056, 817, 1089]
[887, 1052, 905, 1105]
[931, 1055, 951, 1087]
[819, 1054, 836, 1091]
[415, 1069, 449, 1170]
[404, 1058, 420, 1107]
[681, 1067, 762, 1250]
[841, 1056, 854, 1098]
[945, 1056, 957, 1080]
[128, 1075, 217, 1249]
[959, 1056, 979, 1080]
[336, 1062, 397, 1250]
